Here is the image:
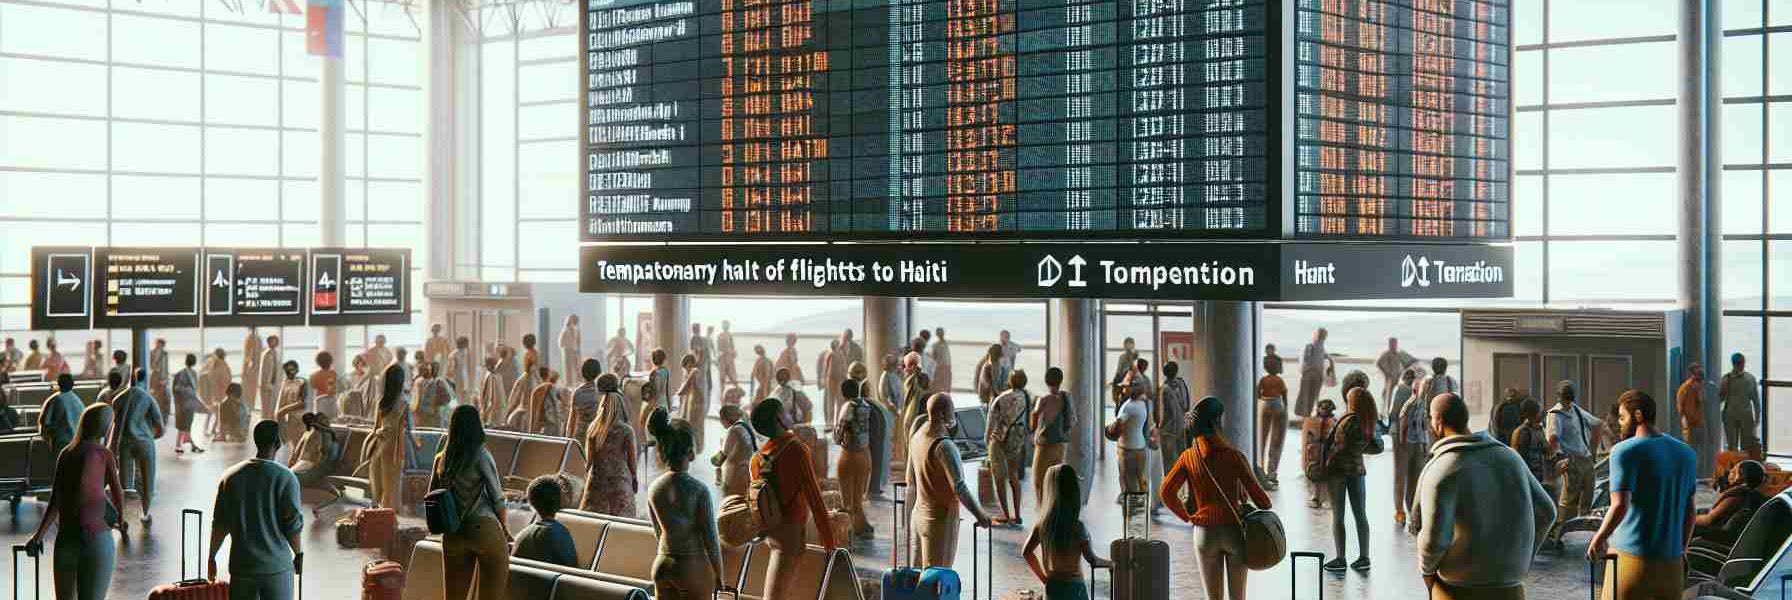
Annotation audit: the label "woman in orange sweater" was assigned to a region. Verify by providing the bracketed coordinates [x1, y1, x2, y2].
[1160, 396, 1272, 600]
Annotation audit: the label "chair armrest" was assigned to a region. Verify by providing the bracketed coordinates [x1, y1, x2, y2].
[1717, 557, 1765, 587]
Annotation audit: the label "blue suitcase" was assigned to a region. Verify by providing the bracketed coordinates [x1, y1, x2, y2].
[882, 481, 962, 600]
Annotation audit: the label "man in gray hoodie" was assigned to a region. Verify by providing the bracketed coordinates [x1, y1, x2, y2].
[1412, 392, 1556, 599]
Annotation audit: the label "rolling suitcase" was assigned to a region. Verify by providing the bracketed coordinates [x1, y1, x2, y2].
[14, 544, 39, 600]
[1108, 492, 1168, 600]
[1290, 551, 1324, 600]
[148, 509, 231, 600]
[794, 424, 829, 482]
[356, 507, 398, 549]
[881, 482, 962, 600]
[363, 558, 405, 600]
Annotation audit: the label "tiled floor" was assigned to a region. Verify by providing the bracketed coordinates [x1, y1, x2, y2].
[3, 416, 1624, 599]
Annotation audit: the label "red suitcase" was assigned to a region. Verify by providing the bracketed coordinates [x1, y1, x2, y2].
[356, 507, 398, 549]
[362, 559, 406, 600]
[148, 509, 231, 600]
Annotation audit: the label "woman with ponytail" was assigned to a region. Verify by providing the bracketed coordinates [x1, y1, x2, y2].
[1022, 464, 1109, 600]
[369, 364, 416, 510]
[645, 408, 725, 599]
[580, 384, 639, 517]
[1160, 396, 1271, 600]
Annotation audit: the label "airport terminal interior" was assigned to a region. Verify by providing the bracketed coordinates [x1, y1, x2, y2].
[1, 0, 1790, 599]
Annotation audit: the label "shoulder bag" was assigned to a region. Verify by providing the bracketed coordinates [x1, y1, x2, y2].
[1196, 446, 1286, 570]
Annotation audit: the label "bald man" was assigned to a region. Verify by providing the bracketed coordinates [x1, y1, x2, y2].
[1412, 393, 1555, 599]
[904, 393, 993, 567]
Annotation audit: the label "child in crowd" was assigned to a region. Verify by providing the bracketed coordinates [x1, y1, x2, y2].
[1301, 399, 1338, 508]
[512, 475, 578, 567]
[218, 383, 248, 442]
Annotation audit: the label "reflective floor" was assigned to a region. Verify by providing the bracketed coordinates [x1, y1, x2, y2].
[4, 415, 1614, 600]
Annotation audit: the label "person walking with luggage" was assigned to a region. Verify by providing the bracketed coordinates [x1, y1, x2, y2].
[173, 353, 205, 454]
[986, 369, 1032, 526]
[39, 373, 83, 452]
[646, 407, 726, 599]
[1586, 390, 1698, 600]
[907, 393, 995, 567]
[24, 403, 127, 600]
[369, 365, 416, 511]
[1294, 328, 1329, 418]
[1160, 397, 1272, 600]
[208, 420, 304, 600]
[1033, 367, 1075, 503]
[512, 476, 578, 567]
[1323, 387, 1376, 571]
[749, 397, 837, 598]
[1023, 464, 1111, 600]
[831, 379, 876, 537]
[1544, 381, 1604, 551]
[1411, 392, 1556, 600]
[1718, 353, 1760, 453]
[434, 405, 512, 600]
[1257, 355, 1289, 487]
[580, 387, 639, 518]
[110, 367, 162, 524]
[1392, 369, 1428, 527]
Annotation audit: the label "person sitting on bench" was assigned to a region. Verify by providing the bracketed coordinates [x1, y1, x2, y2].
[288, 413, 342, 489]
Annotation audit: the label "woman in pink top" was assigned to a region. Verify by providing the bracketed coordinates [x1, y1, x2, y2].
[25, 403, 127, 600]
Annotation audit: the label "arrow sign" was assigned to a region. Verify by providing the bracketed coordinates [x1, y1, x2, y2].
[213, 271, 230, 288]
[55, 269, 80, 291]
[1067, 255, 1088, 288]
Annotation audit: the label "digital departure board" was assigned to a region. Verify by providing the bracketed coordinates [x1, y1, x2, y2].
[204, 249, 307, 326]
[581, 0, 1279, 240]
[307, 248, 411, 326]
[92, 247, 202, 329]
[580, 0, 1511, 242]
[1291, 0, 1510, 238]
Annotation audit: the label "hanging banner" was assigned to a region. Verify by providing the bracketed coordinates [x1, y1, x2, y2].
[306, 0, 343, 58]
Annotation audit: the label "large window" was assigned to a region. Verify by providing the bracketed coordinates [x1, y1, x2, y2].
[474, 7, 580, 283]
[0, 0, 425, 370]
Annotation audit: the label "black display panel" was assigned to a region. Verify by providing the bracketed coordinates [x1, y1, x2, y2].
[580, 0, 1279, 240]
[30, 246, 94, 331]
[1291, 0, 1510, 238]
[92, 247, 202, 329]
[203, 249, 308, 326]
[307, 248, 411, 326]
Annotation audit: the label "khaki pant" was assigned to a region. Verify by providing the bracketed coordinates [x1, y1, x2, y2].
[911, 508, 960, 568]
[1723, 411, 1759, 453]
[1549, 455, 1595, 542]
[763, 522, 808, 600]
[682, 395, 709, 455]
[1602, 552, 1681, 600]
[369, 437, 405, 510]
[1393, 442, 1429, 515]
[719, 461, 750, 499]
[444, 516, 510, 600]
[1034, 443, 1066, 505]
[837, 448, 872, 532]
[1257, 400, 1287, 476]
[1430, 581, 1525, 600]
[652, 554, 718, 600]
[1119, 449, 1149, 495]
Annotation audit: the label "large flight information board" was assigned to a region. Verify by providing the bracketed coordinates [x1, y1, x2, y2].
[582, 0, 1278, 239]
[1291, 0, 1509, 238]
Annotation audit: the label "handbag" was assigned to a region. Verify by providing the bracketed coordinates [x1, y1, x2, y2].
[1195, 443, 1286, 571]
[424, 467, 493, 536]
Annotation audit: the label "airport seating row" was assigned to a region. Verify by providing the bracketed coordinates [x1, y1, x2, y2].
[317, 424, 589, 513]
[406, 538, 649, 600]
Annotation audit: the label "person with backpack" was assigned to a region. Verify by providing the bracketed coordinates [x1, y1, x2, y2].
[1158, 361, 1192, 485]
[24, 403, 127, 600]
[1160, 397, 1272, 600]
[1322, 387, 1377, 572]
[831, 379, 875, 538]
[646, 407, 725, 599]
[1301, 399, 1338, 509]
[580, 384, 639, 518]
[1510, 399, 1556, 505]
[1488, 387, 1526, 448]
[907, 393, 996, 567]
[433, 405, 512, 600]
[987, 369, 1032, 526]
[1032, 367, 1075, 504]
[1543, 380, 1604, 551]
[748, 397, 836, 598]
[1392, 369, 1430, 527]
[714, 404, 756, 498]
[208, 420, 305, 600]
[1023, 464, 1111, 600]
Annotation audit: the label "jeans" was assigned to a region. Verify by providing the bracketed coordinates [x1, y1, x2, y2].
[1193, 523, 1248, 600]
[229, 570, 294, 600]
[1330, 474, 1369, 559]
[116, 438, 155, 512]
[53, 528, 115, 600]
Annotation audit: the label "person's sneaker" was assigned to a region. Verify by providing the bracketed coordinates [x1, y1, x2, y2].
[1322, 558, 1348, 572]
[189, 445, 205, 454]
[1351, 557, 1371, 571]
[174, 446, 185, 454]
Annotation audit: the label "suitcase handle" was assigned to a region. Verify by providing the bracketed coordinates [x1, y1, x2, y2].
[1088, 563, 1109, 600]
[14, 544, 39, 600]
[181, 508, 204, 582]
[1118, 491, 1150, 540]
[1589, 554, 1617, 600]
[714, 585, 739, 600]
[971, 521, 993, 600]
[1291, 551, 1325, 600]
[892, 482, 909, 570]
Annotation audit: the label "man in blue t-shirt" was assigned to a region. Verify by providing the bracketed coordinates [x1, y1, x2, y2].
[1588, 389, 1697, 600]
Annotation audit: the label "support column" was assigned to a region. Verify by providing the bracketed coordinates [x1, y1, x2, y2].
[422, 0, 460, 283]
[1679, 0, 1722, 474]
[1054, 297, 1100, 505]
[1192, 301, 1255, 449]
[320, 34, 348, 368]
[654, 294, 690, 392]
[863, 297, 910, 387]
